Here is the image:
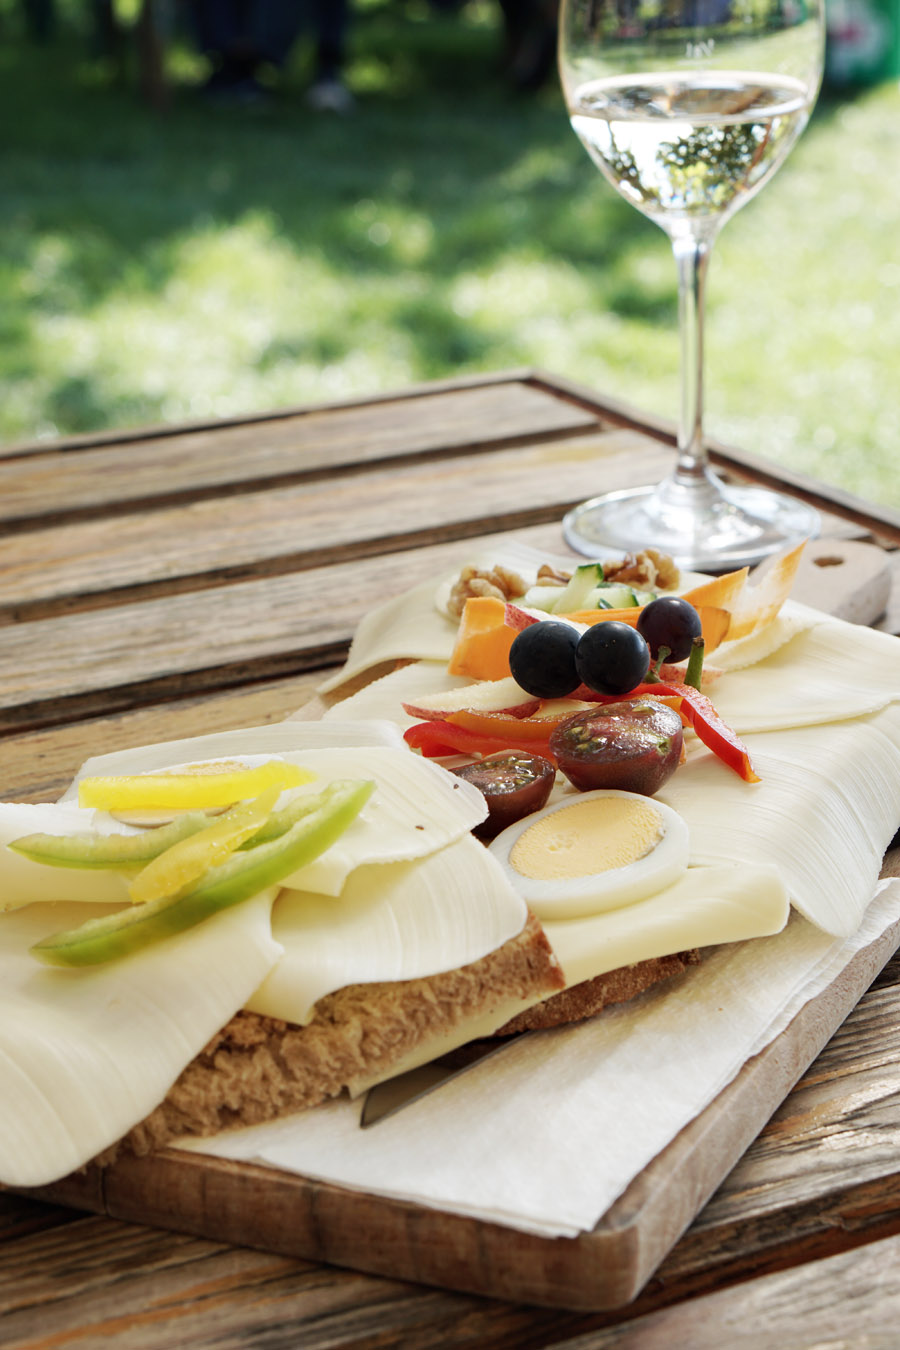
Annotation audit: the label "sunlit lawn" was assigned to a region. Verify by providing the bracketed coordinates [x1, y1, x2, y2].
[2, 0, 899, 506]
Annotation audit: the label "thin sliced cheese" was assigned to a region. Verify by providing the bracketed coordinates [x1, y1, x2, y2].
[544, 863, 789, 986]
[726, 541, 806, 640]
[321, 662, 491, 730]
[0, 889, 281, 1188]
[277, 747, 487, 894]
[711, 601, 823, 673]
[2, 804, 140, 908]
[317, 575, 461, 694]
[54, 727, 488, 899]
[710, 617, 900, 732]
[247, 834, 528, 1025]
[660, 705, 900, 936]
[320, 542, 582, 694]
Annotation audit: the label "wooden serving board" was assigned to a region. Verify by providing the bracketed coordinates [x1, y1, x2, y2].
[21, 886, 900, 1312]
[11, 528, 900, 1312]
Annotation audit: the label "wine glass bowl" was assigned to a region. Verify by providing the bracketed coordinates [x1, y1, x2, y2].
[559, 0, 825, 571]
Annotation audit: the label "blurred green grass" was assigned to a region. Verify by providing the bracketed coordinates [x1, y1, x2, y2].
[2, 0, 900, 506]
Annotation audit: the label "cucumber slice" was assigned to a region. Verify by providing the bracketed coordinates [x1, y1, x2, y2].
[552, 563, 606, 612]
[588, 583, 640, 609]
[519, 584, 564, 612]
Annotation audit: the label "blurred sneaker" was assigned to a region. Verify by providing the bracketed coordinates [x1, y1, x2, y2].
[306, 77, 354, 114]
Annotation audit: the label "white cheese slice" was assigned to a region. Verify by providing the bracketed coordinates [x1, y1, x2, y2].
[317, 575, 460, 694]
[544, 863, 789, 986]
[660, 704, 900, 937]
[320, 661, 475, 731]
[247, 834, 529, 1025]
[711, 600, 823, 672]
[1, 804, 136, 908]
[710, 617, 900, 732]
[54, 726, 489, 899]
[0, 889, 281, 1188]
[275, 747, 487, 894]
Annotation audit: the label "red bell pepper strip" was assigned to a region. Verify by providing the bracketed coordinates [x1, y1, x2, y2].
[626, 683, 759, 783]
[445, 708, 571, 740]
[404, 720, 557, 762]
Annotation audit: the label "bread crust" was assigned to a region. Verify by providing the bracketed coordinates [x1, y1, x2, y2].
[493, 949, 702, 1035]
[116, 910, 564, 1158]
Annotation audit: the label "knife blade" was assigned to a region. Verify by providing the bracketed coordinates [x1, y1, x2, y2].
[359, 1037, 513, 1128]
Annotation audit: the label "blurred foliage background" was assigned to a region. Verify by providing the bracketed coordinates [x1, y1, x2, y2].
[1, 0, 899, 505]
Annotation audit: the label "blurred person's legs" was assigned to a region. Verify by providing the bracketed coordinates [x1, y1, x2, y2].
[306, 0, 354, 112]
[191, 0, 300, 103]
[497, 0, 558, 90]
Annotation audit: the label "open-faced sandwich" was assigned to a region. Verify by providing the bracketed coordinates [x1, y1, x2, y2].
[3, 538, 900, 1191]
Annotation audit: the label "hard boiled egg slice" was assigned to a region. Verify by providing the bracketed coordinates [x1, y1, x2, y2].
[489, 789, 690, 921]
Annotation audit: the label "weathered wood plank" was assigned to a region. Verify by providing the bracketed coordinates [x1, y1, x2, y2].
[0, 504, 890, 738]
[0, 1212, 569, 1350]
[0, 675, 326, 802]
[0, 381, 599, 527]
[555, 1230, 900, 1348]
[0, 432, 669, 614]
[0, 522, 573, 731]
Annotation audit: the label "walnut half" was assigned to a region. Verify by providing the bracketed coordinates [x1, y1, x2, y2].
[447, 565, 528, 619]
[603, 548, 680, 591]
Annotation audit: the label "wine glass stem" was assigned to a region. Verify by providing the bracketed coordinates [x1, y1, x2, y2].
[672, 234, 713, 486]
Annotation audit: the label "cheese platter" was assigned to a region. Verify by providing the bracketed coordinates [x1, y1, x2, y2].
[6, 535, 900, 1310]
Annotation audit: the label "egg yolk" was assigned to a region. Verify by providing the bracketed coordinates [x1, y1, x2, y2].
[508, 796, 663, 881]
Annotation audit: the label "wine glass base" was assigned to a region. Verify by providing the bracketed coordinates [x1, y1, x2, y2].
[563, 476, 820, 573]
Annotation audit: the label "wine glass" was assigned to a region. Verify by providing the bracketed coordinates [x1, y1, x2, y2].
[559, 0, 825, 571]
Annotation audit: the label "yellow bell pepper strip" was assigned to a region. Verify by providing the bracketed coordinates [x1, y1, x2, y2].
[127, 787, 280, 905]
[30, 778, 374, 967]
[76, 760, 314, 811]
[625, 683, 759, 783]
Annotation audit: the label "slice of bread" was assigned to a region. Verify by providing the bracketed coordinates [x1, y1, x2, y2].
[113, 910, 565, 1158]
[493, 949, 702, 1035]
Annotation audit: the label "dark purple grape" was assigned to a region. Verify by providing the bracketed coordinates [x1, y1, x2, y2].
[574, 622, 650, 696]
[508, 622, 580, 699]
[637, 597, 703, 663]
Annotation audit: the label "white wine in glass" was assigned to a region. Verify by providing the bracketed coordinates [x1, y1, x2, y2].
[559, 0, 825, 570]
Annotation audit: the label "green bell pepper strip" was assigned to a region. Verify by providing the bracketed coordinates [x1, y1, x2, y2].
[11, 782, 334, 871]
[9, 810, 220, 870]
[30, 778, 374, 967]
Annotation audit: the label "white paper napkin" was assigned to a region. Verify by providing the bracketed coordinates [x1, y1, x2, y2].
[180, 878, 900, 1237]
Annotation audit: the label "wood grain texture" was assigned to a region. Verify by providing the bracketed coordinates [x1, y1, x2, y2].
[554, 1230, 900, 1348]
[0, 675, 327, 802]
[0, 521, 574, 731]
[4, 374, 900, 1345]
[533, 371, 900, 547]
[0, 379, 599, 526]
[0, 431, 669, 614]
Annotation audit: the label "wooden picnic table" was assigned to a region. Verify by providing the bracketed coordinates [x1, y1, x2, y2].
[3, 369, 900, 1348]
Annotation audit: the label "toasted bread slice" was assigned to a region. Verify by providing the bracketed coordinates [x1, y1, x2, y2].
[114, 910, 563, 1157]
[494, 950, 702, 1035]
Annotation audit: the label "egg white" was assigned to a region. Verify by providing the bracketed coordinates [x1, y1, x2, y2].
[489, 790, 690, 920]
